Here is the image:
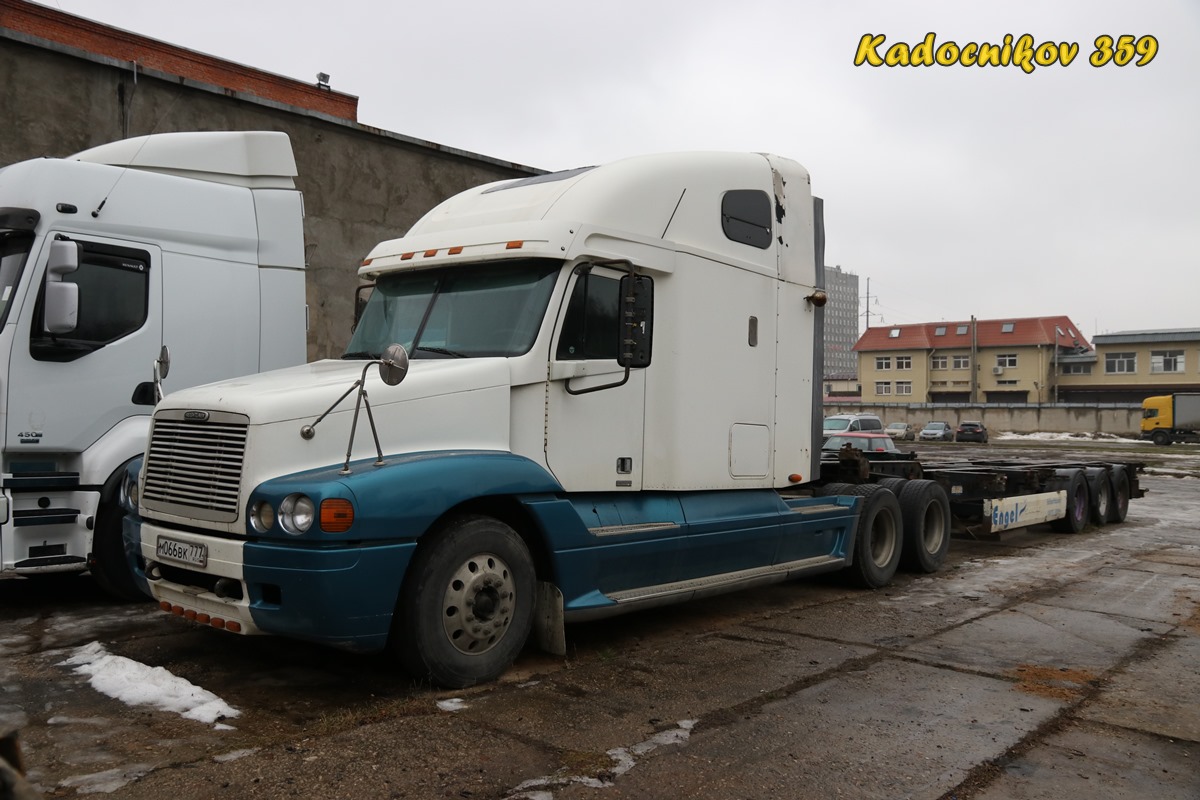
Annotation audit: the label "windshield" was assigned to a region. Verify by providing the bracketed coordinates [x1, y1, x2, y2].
[0, 231, 34, 328]
[345, 259, 561, 359]
[823, 418, 851, 432]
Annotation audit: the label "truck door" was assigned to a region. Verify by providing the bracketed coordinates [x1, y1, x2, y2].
[6, 236, 162, 454]
[544, 265, 646, 492]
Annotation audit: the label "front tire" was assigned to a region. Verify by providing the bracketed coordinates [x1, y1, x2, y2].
[394, 515, 535, 688]
[89, 499, 147, 601]
[1151, 430, 1171, 446]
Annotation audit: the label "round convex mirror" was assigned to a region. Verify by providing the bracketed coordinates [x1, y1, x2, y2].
[378, 343, 409, 386]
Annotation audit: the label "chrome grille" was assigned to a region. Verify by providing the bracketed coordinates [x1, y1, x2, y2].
[142, 410, 249, 523]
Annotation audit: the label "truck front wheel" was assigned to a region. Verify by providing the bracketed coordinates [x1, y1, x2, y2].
[89, 500, 147, 602]
[394, 515, 535, 688]
[1151, 430, 1171, 446]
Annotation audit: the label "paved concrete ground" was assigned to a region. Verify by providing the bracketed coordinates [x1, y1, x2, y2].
[1, 446, 1197, 799]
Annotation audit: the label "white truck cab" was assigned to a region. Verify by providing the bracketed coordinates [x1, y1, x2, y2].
[0, 131, 307, 597]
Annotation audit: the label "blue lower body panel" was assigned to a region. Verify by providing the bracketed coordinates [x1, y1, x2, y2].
[242, 540, 418, 652]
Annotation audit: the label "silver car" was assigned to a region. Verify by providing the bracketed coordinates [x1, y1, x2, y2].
[918, 421, 954, 441]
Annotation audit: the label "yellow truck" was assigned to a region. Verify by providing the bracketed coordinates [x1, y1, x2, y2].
[1141, 393, 1200, 445]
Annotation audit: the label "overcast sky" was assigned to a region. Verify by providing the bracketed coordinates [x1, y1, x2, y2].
[46, 0, 1199, 340]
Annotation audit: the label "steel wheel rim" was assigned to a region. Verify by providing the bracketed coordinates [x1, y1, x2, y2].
[441, 552, 514, 656]
[870, 513, 898, 566]
[922, 502, 946, 554]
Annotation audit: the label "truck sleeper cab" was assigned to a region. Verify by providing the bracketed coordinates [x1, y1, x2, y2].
[126, 152, 901, 687]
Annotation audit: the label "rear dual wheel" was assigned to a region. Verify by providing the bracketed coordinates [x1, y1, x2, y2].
[897, 480, 951, 573]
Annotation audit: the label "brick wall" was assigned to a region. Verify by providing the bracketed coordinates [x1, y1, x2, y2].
[0, 0, 358, 120]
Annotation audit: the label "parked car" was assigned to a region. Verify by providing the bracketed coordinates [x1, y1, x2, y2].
[918, 421, 954, 441]
[822, 414, 884, 440]
[822, 432, 899, 453]
[885, 422, 915, 441]
[955, 420, 989, 443]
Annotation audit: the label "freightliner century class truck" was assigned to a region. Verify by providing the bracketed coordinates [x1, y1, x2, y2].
[122, 152, 1144, 687]
[0, 131, 306, 599]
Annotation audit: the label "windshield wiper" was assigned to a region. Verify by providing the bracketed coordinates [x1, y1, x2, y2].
[341, 351, 380, 360]
[414, 345, 468, 358]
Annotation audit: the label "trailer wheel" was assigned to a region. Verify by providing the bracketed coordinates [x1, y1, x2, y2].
[897, 480, 951, 573]
[1050, 469, 1089, 533]
[843, 484, 903, 589]
[1107, 466, 1131, 523]
[394, 515, 535, 688]
[1085, 469, 1111, 527]
[1151, 430, 1171, 446]
[877, 478, 908, 495]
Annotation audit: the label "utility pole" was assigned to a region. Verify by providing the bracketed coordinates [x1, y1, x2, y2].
[860, 277, 881, 330]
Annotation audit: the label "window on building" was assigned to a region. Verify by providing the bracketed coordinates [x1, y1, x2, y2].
[953, 355, 970, 369]
[1150, 350, 1184, 374]
[956, 324, 968, 335]
[996, 353, 1018, 368]
[1001, 322, 1015, 333]
[1106, 352, 1137, 374]
[931, 355, 948, 370]
[896, 355, 911, 370]
[896, 380, 912, 395]
[888, 328, 900, 338]
[934, 326, 946, 336]
[1061, 363, 1092, 375]
[875, 381, 892, 395]
[876, 356, 891, 370]
[997, 379, 1019, 385]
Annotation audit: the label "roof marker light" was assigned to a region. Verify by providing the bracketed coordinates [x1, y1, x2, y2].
[506, 241, 524, 250]
[401, 252, 415, 260]
[448, 246, 463, 255]
[362, 258, 373, 266]
[423, 249, 438, 257]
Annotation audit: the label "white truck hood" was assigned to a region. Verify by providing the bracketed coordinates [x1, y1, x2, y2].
[157, 357, 512, 423]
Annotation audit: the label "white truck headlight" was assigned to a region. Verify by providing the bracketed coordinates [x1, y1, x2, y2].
[278, 494, 315, 535]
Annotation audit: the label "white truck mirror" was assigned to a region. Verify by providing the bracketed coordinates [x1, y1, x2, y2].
[44, 239, 80, 334]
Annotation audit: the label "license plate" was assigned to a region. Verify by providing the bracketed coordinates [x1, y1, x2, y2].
[156, 536, 208, 567]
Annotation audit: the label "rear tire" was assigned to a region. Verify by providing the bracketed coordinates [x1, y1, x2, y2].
[1107, 466, 1131, 523]
[843, 484, 903, 589]
[394, 515, 535, 688]
[1086, 469, 1111, 527]
[1050, 469, 1089, 533]
[897, 480, 951, 573]
[877, 477, 908, 495]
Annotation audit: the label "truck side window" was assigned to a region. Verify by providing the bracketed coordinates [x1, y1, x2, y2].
[556, 272, 620, 360]
[721, 189, 772, 249]
[31, 243, 151, 362]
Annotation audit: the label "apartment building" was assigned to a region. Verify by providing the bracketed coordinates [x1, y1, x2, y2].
[1057, 329, 1200, 403]
[823, 265, 860, 377]
[854, 316, 1089, 404]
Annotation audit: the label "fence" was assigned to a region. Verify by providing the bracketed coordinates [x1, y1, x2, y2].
[823, 402, 1143, 437]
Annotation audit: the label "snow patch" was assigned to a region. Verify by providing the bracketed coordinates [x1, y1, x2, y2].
[58, 764, 152, 794]
[436, 698, 467, 712]
[213, 747, 259, 763]
[508, 719, 697, 798]
[59, 642, 240, 725]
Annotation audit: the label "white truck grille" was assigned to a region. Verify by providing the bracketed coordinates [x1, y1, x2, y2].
[142, 410, 250, 523]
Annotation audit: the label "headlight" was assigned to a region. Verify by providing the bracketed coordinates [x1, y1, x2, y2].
[251, 501, 276, 533]
[278, 494, 315, 535]
[120, 467, 140, 513]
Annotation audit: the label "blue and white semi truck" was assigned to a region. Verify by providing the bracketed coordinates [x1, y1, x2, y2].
[122, 152, 1142, 687]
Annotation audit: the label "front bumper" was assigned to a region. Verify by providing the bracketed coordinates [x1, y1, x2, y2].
[132, 519, 418, 652]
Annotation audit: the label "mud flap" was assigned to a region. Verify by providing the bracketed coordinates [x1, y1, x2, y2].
[534, 581, 567, 656]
